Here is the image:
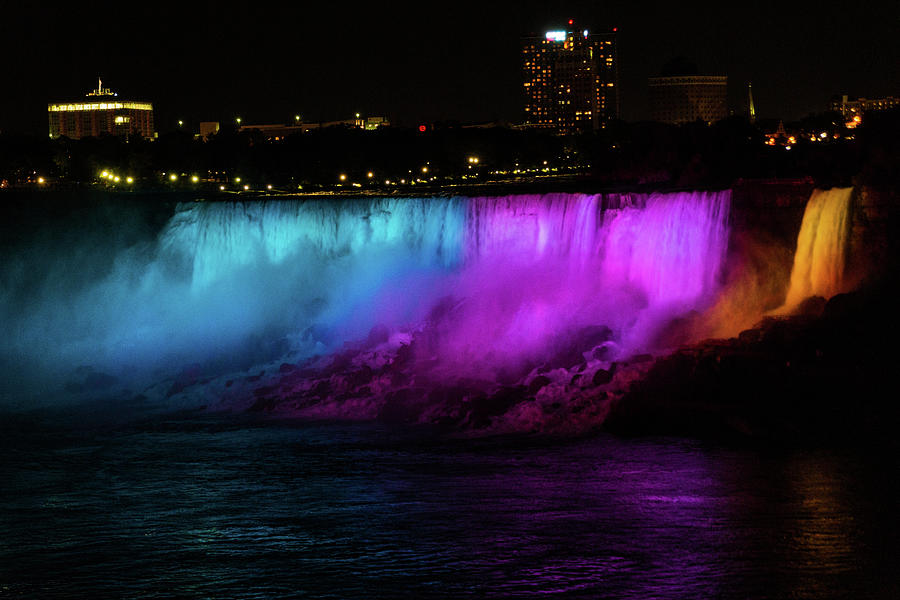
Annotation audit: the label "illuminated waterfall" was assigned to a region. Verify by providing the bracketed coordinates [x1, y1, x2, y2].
[783, 188, 853, 310]
[1, 191, 732, 395]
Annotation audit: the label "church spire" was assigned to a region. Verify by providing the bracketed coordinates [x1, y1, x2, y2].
[748, 82, 756, 124]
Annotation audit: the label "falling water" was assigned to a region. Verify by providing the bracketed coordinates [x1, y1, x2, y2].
[1, 191, 731, 401]
[452, 191, 731, 365]
[783, 188, 853, 310]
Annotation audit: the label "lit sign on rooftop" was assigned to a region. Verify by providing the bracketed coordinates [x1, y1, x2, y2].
[545, 31, 566, 42]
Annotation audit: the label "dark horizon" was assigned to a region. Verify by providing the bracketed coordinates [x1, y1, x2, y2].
[1, 1, 898, 135]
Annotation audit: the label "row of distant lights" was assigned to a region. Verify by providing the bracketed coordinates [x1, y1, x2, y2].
[218, 176, 275, 191]
[337, 158, 480, 184]
[97, 156, 534, 190]
[101, 171, 270, 191]
[165, 173, 200, 183]
[100, 170, 133, 184]
[767, 131, 836, 150]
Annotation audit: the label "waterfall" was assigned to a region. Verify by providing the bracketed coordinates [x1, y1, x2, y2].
[783, 188, 853, 309]
[161, 197, 467, 291]
[449, 191, 731, 362]
[1, 191, 732, 396]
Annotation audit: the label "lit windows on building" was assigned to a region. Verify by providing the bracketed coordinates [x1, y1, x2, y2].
[48, 79, 154, 139]
[830, 94, 900, 120]
[521, 24, 618, 135]
[648, 76, 728, 125]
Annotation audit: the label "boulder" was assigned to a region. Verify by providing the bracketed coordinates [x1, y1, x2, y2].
[465, 386, 527, 429]
[794, 295, 826, 317]
[592, 363, 617, 386]
[592, 343, 615, 360]
[527, 375, 552, 395]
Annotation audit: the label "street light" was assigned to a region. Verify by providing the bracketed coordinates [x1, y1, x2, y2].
[178, 120, 184, 127]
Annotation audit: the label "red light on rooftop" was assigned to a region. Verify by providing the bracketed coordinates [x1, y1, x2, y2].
[418, 125, 427, 132]
[613, 27, 618, 32]
[568, 19, 574, 25]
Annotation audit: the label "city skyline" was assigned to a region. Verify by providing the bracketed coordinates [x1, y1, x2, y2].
[1, 1, 898, 134]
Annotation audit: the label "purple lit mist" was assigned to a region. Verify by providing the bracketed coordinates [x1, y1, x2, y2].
[432, 191, 731, 379]
[1, 191, 732, 407]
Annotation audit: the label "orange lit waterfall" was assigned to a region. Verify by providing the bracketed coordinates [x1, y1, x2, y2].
[783, 187, 853, 309]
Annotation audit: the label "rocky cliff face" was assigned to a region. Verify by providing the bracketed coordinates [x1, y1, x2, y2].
[849, 184, 899, 289]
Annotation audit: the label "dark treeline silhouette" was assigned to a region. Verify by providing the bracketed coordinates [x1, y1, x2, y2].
[2, 110, 897, 191]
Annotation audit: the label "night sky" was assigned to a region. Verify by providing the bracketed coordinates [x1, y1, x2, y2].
[1, 0, 897, 134]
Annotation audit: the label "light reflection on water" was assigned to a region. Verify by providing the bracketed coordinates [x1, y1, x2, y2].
[0, 410, 896, 599]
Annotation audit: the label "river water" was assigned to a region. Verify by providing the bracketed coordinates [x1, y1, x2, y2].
[1, 405, 896, 599]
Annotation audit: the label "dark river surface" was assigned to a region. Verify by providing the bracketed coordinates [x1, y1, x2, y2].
[1, 403, 897, 599]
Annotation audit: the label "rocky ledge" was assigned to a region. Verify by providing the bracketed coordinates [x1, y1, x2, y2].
[154, 286, 896, 442]
[606, 290, 896, 441]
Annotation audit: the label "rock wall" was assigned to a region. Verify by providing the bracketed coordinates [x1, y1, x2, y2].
[848, 184, 899, 290]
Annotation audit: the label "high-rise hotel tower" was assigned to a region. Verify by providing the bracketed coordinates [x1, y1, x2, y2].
[522, 22, 618, 135]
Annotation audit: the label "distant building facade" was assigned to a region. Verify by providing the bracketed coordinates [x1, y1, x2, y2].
[237, 116, 389, 140]
[830, 94, 900, 119]
[48, 79, 154, 139]
[648, 75, 727, 124]
[198, 122, 220, 140]
[521, 23, 618, 134]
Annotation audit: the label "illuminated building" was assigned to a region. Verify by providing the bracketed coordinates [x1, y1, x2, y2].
[48, 79, 154, 139]
[649, 75, 727, 125]
[199, 122, 220, 140]
[521, 22, 618, 134]
[830, 95, 900, 119]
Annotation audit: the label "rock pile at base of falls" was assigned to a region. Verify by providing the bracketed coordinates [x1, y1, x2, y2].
[149, 287, 896, 441]
[148, 316, 661, 436]
[234, 322, 660, 437]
